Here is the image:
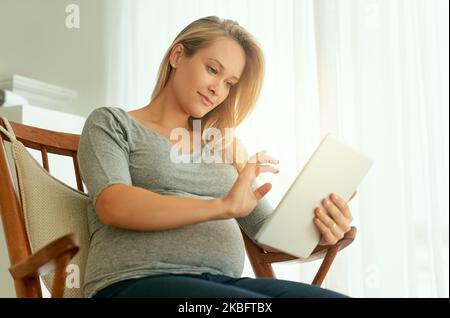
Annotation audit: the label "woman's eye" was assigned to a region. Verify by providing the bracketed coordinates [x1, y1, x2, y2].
[207, 66, 234, 89]
[208, 66, 217, 74]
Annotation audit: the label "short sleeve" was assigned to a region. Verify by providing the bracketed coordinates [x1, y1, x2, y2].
[77, 107, 132, 208]
[236, 195, 274, 242]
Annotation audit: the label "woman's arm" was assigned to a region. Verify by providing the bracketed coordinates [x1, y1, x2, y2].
[96, 183, 229, 231]
[96, 151, 279, 232]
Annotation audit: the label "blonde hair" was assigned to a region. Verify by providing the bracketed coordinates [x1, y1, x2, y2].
[151, 16, 265, 173]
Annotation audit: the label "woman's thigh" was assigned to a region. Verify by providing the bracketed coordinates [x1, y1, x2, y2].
[93, 274, 270, 298]
[227, 277, 349, 298]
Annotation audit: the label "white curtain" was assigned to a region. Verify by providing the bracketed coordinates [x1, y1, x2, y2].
[102, 0, 449, 297]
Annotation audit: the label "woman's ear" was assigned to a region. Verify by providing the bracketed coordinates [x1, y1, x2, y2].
[170, 43, 185, 67]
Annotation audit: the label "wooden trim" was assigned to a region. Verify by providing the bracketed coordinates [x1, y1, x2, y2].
[0, 123, 41, 297]
[241, 227, 357, 286]
[241, 230, 275, 278]
[9, 233, 79, 280]
[5, 121, 80, 155]
[40, 145, 49, 172]
[72, 152, 84, 192]
[51, 252, 74, 298]
[256, 227, 357, 264]
[312, 245, 339, 286]
[1, 120, 82, 297]
[15, 277, 43, 298]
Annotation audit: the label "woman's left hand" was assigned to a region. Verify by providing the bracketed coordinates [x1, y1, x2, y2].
[314, 190, 357, 246]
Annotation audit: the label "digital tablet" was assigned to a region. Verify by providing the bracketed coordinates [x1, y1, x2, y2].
[254, 133, 373, 259]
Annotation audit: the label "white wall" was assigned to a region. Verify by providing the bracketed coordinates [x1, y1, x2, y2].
[0, 0, 106, 117]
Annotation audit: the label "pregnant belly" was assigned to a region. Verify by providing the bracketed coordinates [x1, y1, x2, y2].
[89, 218, 246, 278]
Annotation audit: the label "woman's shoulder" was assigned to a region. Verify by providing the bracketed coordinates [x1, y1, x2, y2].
[80, 107, 137, 144]
[84, 106, 133, 128]
[86, 106, 127, 120]
[79, 107, 136, 152]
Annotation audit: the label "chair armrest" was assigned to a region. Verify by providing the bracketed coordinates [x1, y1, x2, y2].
[9, 233, 79, 280]
[259, 226, 357, 264]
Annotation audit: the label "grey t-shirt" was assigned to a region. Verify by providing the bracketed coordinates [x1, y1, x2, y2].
[77, 106, 273, 298]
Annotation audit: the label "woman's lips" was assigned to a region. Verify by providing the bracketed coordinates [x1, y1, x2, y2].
[198, 92, 213, 106]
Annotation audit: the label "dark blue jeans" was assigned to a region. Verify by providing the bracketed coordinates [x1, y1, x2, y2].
[92, 273, 349, 298]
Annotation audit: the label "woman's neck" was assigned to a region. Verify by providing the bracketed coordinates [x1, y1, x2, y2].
[143, 88, 192, 132]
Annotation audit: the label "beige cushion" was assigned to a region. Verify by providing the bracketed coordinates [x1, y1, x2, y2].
[9, 136, 89, 298]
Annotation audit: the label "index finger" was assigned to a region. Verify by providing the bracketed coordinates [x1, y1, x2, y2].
[247, 151, 279, 165]
[349, 190, 358, 202]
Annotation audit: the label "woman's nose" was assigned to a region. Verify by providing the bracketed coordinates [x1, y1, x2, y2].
[208, 82, 221, 96]
[208, 86, 217, 96]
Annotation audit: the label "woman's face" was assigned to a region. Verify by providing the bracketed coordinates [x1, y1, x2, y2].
[169, 37, 246, 119]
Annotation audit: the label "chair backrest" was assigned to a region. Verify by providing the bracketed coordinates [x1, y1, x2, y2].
[0, 117, 89, 298]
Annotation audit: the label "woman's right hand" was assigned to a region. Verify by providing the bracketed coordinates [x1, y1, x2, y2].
[220, 151, 280, 219]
